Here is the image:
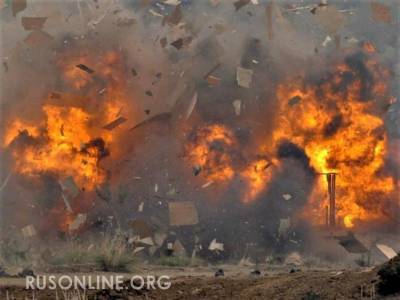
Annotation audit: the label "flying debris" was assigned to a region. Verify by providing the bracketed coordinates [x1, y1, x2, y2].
[282, 194, 292, 201]
[313, 5, 345, 33]
[193, 165, 202, 176]
[129, 112, 171, 131]
[170, 38, 184, 50]
[208, 239, 224, 251]
[12, 0, 27, 17]
[76, 64, 95, 74]
[69, 213, 87, 231]
[370, 2, 392, 23]
[236, 67, 253, 88]
[21, 225, 36, 238]
[102, 117, 127, 130]
[21, 17, 47, 30]
[234, 0, 250, 11]
[163, 4, 182, 26]
[233, 100, 241, 116]
[376, 244, 397, 260]
[169, 201, 199, 226]
[337, 233, 368, 254]
[185, 92, 197, 120]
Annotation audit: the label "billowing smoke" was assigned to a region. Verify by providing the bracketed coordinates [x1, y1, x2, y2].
[0, 0, 398, 262]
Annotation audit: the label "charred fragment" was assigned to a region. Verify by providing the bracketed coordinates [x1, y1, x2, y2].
[288, 95, 301, 106]
[80, 138, 109, 161]
[76, 64, 95, 74]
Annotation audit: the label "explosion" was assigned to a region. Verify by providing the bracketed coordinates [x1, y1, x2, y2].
[6, 104, 109, 189]
[183, 44, 396, 227]
[2, 49, 133, 231]
[4, 50, 129, 189]
[269, 44, 395, 228]
[185, 124, 276, 203]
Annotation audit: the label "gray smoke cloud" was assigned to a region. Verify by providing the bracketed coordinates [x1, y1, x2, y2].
[0, 0, 398, 262]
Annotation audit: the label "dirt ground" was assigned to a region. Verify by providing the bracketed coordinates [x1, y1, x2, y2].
[1, 264, 399, 300]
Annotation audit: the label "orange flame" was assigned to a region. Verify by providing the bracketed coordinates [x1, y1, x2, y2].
[185, 124, 278, 203]
[270, 48, 395, 227]
[3, 50, 133, 232]
[241, 157, 275, 203]
[8, 104, 109, 189]
[185, 124, 235, 182]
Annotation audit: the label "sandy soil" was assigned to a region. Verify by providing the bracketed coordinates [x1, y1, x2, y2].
[1, 264, 398, 299]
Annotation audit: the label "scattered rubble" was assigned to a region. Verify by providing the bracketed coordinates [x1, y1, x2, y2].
[0, 3, 398, 299]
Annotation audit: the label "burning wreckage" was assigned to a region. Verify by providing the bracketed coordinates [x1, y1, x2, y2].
[0, 0, 399, 298]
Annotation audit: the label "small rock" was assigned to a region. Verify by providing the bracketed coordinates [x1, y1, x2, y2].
[290, 267, 301, 273]
[250, 269, 261, 276]
[215, 269, 224, 277]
